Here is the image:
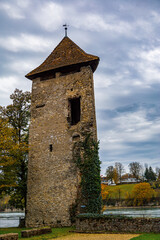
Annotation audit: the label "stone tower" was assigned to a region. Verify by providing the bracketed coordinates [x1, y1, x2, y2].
[25, 36, 99, 227]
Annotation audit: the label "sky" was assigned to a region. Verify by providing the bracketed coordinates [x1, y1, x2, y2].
[0, 0, 160, 175]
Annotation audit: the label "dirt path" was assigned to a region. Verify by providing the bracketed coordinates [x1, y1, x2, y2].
[58, 233, 140, 240]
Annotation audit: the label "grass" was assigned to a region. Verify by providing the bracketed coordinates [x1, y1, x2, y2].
[0, 227, 74, 239]
[1, 227, 160, 240]
[102, 183, 136, 199]
[130, 233, 160, 240]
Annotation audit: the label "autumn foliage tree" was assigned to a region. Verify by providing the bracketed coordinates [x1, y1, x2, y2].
[105, 165, 119, 184]
[0, 118, 18, 192]
[0, 89, 31, 209]
[131, 182, 155, 206]
[101, 184, 111, 200]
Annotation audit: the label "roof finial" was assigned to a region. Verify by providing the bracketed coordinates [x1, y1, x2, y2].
[63, 23, 69, 37]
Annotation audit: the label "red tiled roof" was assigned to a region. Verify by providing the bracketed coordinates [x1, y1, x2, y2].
[26, 37, 99, 79]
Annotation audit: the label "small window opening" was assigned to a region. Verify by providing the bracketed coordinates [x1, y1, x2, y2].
[49, 144, 53, 152]
[36, 103, 45, 109]
[72, 133, 80, 141]
[69, 97, 81, 125]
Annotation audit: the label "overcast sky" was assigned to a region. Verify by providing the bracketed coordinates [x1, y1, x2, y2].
[0, 0, 160, 175]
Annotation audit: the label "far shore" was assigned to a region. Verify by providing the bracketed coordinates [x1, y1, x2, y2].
[0, 209, 25, 213]
[105, 205, 160, 209]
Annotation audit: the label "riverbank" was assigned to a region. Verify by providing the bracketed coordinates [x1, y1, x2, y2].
[1, 209, 25, 213]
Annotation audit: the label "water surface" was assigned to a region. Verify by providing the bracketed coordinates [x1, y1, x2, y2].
[0, 212, 25, 228]
[103, 207, 160, 218]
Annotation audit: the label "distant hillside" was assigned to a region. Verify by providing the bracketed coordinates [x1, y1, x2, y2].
[101, 183, 160, 200]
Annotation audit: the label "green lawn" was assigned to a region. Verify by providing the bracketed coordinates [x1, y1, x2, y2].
[103, 183, 136, 199]
[130, 233, 160, 240]
[102, 183, 160, 199]
[1, 228, 160, 240]
[0, 227, 74, 239]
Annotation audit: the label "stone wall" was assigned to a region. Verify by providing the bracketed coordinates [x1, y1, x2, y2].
[76, 216, 160, 233]
[0, 234, 18, 240]
[21, 227, 52, 238]
[26, 66, 97, 227]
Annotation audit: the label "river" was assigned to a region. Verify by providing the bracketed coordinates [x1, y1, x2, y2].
[0, 208, 160, 228]
[103, 207, 160, 218]
[0, 212, 25, 228]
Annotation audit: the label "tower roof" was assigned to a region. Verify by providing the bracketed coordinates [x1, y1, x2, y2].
[26, 36, 99, 80]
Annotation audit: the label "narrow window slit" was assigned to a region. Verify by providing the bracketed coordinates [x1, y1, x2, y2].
[49, 144, 53, 152]
[69, 97, 81, 125]
[36, 104, 45, 108]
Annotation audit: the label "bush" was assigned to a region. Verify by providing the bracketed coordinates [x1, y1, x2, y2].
[132, 182, 156, 206]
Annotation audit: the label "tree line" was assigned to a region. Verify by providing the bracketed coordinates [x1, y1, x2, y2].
[105, 162, 160, 184]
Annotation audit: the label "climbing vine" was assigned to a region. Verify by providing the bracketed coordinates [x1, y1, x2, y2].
[76, 134, 102, 213]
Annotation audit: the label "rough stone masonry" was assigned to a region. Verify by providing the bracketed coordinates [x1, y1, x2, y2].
[25, 36, 99, 227]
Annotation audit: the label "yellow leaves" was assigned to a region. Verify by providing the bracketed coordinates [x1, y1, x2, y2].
[0, 118, 24, 189]
[131, 182, 156, 206]
[0, 158, 17, 167]
[101, 184, 113, 200]
[0, 119, 17, 150]
[101, 184, 109, 200]
[113, 168, 118, 184]
[0, 183, 17, 189]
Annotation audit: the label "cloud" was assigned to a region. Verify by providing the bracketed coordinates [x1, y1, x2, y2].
[0, 33, 52, 52]
[0, 75, 31, 107]
[6, 58, 42, 75]
[98, 104, 160, 174]
[129, 47, 160, 87]
[99, 107, 159, 149]
[0, 76, 19, 93]
[33, 2, 64, 31]
[0, 0, 31, 19]
[31, 1, 133, 37]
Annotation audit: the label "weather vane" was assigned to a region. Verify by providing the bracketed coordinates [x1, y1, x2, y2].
[63, 24, 69, 37]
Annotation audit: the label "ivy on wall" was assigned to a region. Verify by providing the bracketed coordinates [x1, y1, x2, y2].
[76, 134, 102, 213]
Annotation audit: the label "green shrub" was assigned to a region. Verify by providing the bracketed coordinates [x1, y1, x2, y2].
[76, 213, 132, 219]
[76, 134, 102, 213]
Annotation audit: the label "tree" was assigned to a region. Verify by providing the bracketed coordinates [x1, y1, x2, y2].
[0, 89, 31, 209]
[113, 168, 119, 184]
[144, 165, 149, 181]
[0, 118, 18, 194]
[148, 166, 156, 181]
[115, 162, 124, 183]
[131, 182, 155, 206]
[105, 166, 119, 184]
[129, 162, 142, 180]
[101, 184, 110, 200]
[105, 166, 114, 184]
[145, 166, 156, 182]
[156, 167, 160, 180]
[2, 89, 31, 143]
